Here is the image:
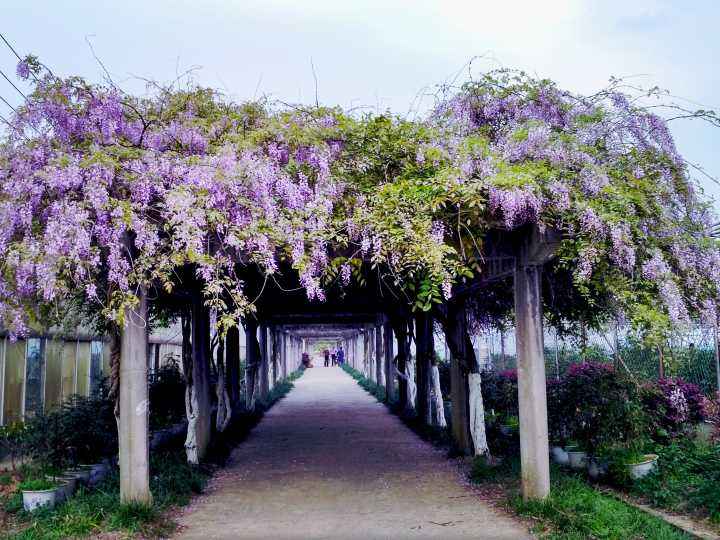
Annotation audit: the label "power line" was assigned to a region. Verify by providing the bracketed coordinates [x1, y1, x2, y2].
[0, 68, 27, 100]
[0, 32, 23, 62]
[0, 92, 17, 113]
[0, 31, 40, 82]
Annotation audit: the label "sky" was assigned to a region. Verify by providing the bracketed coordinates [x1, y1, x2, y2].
[3, 0, 719, 204]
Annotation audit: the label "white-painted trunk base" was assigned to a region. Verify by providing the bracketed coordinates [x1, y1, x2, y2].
[468, 373, 489, 456]
[430, 365, 447, 428]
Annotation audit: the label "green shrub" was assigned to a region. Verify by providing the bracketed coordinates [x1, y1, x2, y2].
[18, 478, 58, 491]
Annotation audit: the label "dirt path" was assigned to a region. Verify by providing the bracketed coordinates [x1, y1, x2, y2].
[173, 366, 532, 539]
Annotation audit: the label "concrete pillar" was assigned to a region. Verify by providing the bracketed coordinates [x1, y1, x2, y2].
[383, 322, 394, 402]
[414, 311, 433, 425]
[119, 288, 151, 503]
[375, 323, 384, 390]
[514, 229, 556, 501]
[271, 327, 278, 387]
[259, 325, 269, 400]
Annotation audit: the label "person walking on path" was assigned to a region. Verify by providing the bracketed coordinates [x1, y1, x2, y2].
[336, 345, 345, 365]
[323, 349, 330, 367]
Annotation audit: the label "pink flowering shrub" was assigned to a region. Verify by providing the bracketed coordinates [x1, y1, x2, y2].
[641, 377, 706, 438]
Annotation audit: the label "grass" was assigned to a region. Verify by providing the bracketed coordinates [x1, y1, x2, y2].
[632, 438, 720, 525]
[1, 449, 209, 540]
[514, 474, 690, 540]
[0, 367, 306, 540]
[468, 456, 691, 540]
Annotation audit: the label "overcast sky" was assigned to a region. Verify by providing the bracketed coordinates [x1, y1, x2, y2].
[3, 0, 719, 204]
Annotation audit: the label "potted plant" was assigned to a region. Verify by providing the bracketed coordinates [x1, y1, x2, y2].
[564, 441, 588, 470]
[550, 445, 569, 466]
[20, 477, 61, 511]
[500, 415, 519, 436]
[626, 452, 659, 479]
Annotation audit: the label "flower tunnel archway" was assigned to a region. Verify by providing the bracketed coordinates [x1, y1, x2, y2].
[1, 58, 719, 503]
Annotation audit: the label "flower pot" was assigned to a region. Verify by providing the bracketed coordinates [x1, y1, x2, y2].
[499, 425, 515, 436]
[551, 446, 569, 466]
[696, 421, 716, 442]
[81, 463, 109, 486]
[65, 467, 92, 485]
[54, 475, 77, 501]
[22, 488, 57, 511]
[587, 457, 609, 479]
[567, 450, 588, 470]
[627, 454, 658, 480]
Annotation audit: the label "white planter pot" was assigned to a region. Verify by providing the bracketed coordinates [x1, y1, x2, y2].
[551, 446, 569, 466]
[22, 488, 57, 511]
[66, 468, 91, 485]
[567, 450, 588, 470]
[587, 458, 608, 479]
[83, 463, 109, 487]
[55, 476, 77, 501]
[627, 454, 658, 480]
[499, 425, 516, 436]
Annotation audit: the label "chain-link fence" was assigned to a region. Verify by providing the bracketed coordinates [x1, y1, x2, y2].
[484, 326, 720, 396]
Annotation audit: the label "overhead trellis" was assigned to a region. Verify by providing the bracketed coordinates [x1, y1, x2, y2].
[0, 58, 718, 344]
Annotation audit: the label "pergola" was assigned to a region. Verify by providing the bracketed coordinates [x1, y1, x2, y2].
[117, 224, 560, 502]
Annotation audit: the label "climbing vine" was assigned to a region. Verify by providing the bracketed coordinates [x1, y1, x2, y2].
[0, 60, 718, 344]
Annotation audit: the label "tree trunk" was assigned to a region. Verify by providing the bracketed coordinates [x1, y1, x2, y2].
[375, 324, 384, 389]
[391, 318, 410, 408]
[244, 319, 260, 411]
[414, 311, 433, 425]
[383, 322, 394, 402]
[215, 336, 231, 432]
[429, 362, 447, 427]
[439, 300, 486, 456]
[259, 325, 270, 400]
[185, 292, 212, 465]
[226, 325, 241, 405]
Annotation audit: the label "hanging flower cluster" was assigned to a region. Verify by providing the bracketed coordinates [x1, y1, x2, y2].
[0, 62, 718, 343]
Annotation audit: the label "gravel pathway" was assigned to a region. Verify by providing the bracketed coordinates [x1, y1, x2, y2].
[173, 366, 532, 539]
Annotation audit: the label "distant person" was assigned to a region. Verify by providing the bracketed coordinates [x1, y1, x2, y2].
[302, 352, 313, 368]
[323, 349, 330, 367]
[331, 352, 337, 366]
[337, 345, 345, 365]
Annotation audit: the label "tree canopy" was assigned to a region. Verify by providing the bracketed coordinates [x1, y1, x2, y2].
[1, 58, 718, 343]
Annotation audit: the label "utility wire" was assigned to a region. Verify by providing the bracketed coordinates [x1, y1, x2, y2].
[0, 32, 23, 62]
[0, 92, 17, 113]
[0, 31, 41, 82]
[0, 68, 27, 100]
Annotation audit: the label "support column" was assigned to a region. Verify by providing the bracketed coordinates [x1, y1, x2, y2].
[226, 325, 241, 406]
[514, 228, 557, 501]
[383, 322, 394, 402]
[283, 332, 288, 378]
[414, 311, 433, 425]
[375, 322, 384, 390]
[259, 325, 270, 400]
[245, 319, 259, 411]
[119, 288, 151, 503]
[271, 327, 278, 387]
